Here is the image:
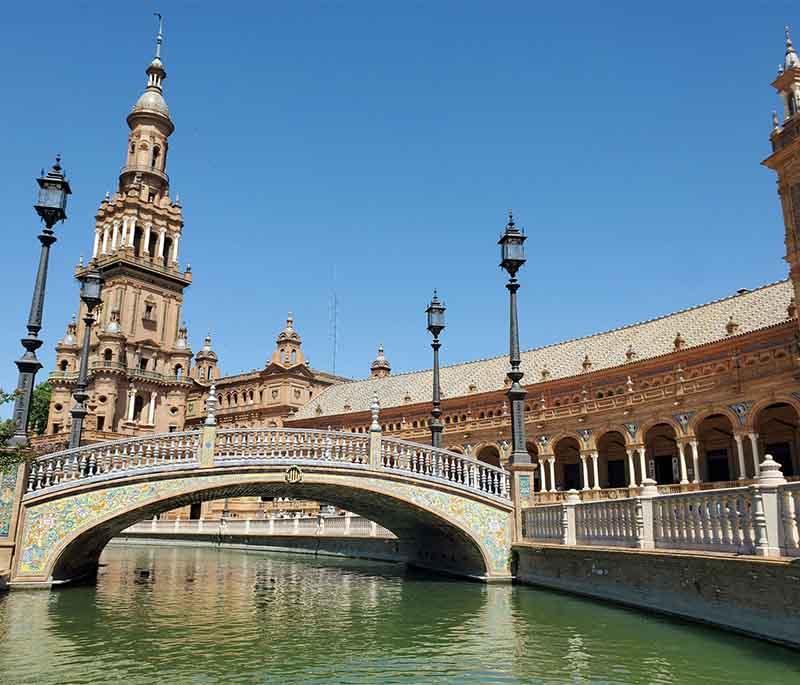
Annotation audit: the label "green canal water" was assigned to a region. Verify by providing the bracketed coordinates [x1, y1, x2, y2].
[0, 544, 797, 684]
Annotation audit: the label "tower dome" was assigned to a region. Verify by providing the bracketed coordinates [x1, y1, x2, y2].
[370, 344, 391, 378]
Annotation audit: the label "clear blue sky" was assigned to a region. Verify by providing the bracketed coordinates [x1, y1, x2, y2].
[0, 2, 795, 413]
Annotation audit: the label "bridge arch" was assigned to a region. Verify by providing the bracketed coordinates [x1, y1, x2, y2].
[11, 429, 513, 587]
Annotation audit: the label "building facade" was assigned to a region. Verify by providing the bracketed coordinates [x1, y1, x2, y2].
[38, 28, 800, 518]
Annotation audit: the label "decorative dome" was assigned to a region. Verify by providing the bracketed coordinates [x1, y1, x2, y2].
[131, 89, 170, 118]
[175, 322, 189, 349]
[277, 312, 301, 344]
[196, 334, 218, 361]
[370, 344, 391, 378]
[61, 316, 77, 345]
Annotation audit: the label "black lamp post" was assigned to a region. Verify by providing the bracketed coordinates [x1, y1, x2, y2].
[426, 290, 446, 449]
[498, 210, 530, 465]
[9, 157, 71, 446]
[68, 267, 104, 449]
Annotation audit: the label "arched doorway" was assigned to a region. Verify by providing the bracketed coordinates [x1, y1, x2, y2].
[596, 431, 628, 488]
[476, 445, 501, 468]
[553, 437, 582, 491]
[695, 413, 736, 482]
[755, 403, 799, 477]
[644, 423, 679, 485]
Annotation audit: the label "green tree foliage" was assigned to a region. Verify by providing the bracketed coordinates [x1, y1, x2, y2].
[28, 381, 51, 436]
[0, 388, 17, 444]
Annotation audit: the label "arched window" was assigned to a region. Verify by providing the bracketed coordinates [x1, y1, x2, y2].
[207, 367, 212, 380]
[59, 359, 69, 372]
[291, 349, 297, 363]
[103, 349, 113, 362]
[174, 364, 183, 379]
[163, 236, 173, 268]
[151, 146, 161, 169]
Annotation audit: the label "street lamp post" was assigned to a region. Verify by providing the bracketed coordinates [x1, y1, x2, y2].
[426, 291, 446, 449]
[68, 267, 104, 449]
[9, 157, 72, 446]
[498, 210, 530, 465]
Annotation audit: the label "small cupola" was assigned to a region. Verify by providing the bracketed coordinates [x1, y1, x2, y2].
[370, 344, 391, 378]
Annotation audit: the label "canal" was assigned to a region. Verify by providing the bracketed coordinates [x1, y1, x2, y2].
[0, 544, 797, 684]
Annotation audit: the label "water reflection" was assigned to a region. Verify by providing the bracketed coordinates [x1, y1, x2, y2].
[0, 544, 797, 685]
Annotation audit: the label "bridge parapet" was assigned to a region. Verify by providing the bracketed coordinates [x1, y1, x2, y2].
[23, 427, 511, 505]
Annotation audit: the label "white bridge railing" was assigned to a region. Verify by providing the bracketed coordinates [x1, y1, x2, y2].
[24, 421, 511, 504]
[523, 456, 800, 558]
[122, 513, 396, 539]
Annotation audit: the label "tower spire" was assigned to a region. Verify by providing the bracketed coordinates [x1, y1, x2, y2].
[155, 12, 164, 59]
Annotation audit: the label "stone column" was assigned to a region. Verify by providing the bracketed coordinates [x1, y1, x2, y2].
[626, 449, 637, 486]
[172, 234, 180, 264]
[147, 392, 157, 425]
[690, 440, 701, 484]
[748, 432, 761, 476]
[92, 230, 100, 258]
[126, 386, 136, 422]
[143, 223, 152, 257]
[579, 454, 590, 491]
[677, 442, 689, 484]
[120, 217, 127, 247]
[591, 451, 600, 491]
[547, 457, 556, 493]
[538, 459, 547, 492]
[734, 434, 747, 480]
[128, 217, 136, 247]
[752, 456, 787, 557]
[638, 447, 647, 484]
[158, 229, 166, 259]
[101, 226, 109, 254]
[111, 221, 119, 251]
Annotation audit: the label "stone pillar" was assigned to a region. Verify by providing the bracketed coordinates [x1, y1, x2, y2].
[0, 462, 27, 575]
[101, 226, 109, 254]
[638, 447, 647, 484]
[677, 442, 689, 484]
[143, 223, 152, 257]
[92, 230, 100, 258]
[749, 432, 761, 476]
[172, 234, 180, 264]
[368, 394, 382, 467]
[128, 217, 136, 247]
[752, 456, 787, 557]
[547, 457, 556, 493]
[591, 451, 600, 491]
[690, 440, 701, 484]
[538, 459, 547, 492]
[126, 386, 136, 422]
[562, 490, 580, 545]
[734, 434, 747, 480]
[200, 385, 218, 468]
[626, 449, 637, 487]
[158, 229, 166, 259]
[147, 392, 157, 425]
[111, 221, 119, 251]
[635, 478, 658, 549]
[579, 454, 590, 491]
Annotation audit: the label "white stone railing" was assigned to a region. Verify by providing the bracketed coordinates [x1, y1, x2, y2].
[24, 418, 511, 504]
[522, 504, 564, 542]
[380, 437, 510, 500]
[576, 497, 641, 548]
[25, 431, 201, 494]
[653, 488, 755, 554]
[122, 514, 395, 538]
[214, 428, 371, 465]
[522, 456, 796, 558]
[781, 482, 800, 557]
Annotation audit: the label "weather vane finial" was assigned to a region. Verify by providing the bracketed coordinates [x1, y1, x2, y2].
[154, 12, 164, 59]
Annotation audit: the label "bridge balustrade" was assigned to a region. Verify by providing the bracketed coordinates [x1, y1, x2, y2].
[25, 431, 201, 493]
[782, 482, 800, 556]
[22, 427, 511, 504]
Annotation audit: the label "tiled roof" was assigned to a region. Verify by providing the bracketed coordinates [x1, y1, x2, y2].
[293, 280, 793, 419]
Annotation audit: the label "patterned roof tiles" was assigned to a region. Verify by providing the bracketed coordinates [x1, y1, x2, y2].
[293, 280, 794, 419]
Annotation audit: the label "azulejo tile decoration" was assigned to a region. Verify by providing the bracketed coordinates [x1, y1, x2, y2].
[0, 468, 19, 538]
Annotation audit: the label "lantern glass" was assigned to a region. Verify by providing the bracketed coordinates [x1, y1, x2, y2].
[426, 296, 446, 336]
[37, 182, 67, 212]
[80, 271, 104, 307]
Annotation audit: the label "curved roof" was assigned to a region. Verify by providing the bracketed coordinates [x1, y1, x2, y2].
[293, 280, 793, 419]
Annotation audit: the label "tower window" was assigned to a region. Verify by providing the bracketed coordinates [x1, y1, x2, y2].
[104, 349, 113, 362]
[59, 359, 69, 372]
[151, 146, 161, 169]
[144, 303, 155, 321]
[175, 364, 183, 379]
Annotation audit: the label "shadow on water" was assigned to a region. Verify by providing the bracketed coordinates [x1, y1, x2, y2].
[0, 543, 798, 685]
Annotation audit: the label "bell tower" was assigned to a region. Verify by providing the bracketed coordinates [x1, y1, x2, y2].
[764, 27, 800, 324]
[46, 17, 194, 440]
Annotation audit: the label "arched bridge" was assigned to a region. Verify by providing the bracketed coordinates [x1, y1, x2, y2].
[9, 425, 513, 587]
